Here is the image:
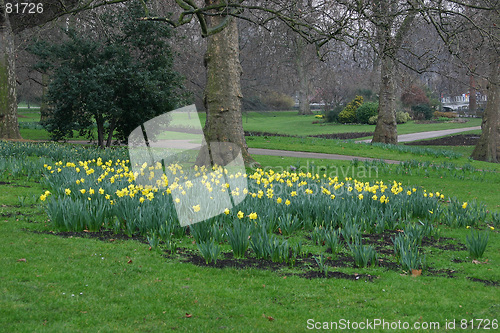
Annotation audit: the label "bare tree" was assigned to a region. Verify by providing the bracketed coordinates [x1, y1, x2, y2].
[1, 0, 82, 139]
[420, 0, 499, 162]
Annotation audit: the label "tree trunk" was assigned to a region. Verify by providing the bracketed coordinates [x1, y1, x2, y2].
[471, 58, 499, 163]
[469, 74, 477, 115]
[0, 3, 22, 139]
[40, 73, 51, 122]
[372, 53, 397, 144]
[200, 11, 254, 165]
[295, 37, 312, 115]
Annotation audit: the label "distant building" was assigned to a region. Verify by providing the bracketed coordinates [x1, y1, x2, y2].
[441, 92, 487, 117]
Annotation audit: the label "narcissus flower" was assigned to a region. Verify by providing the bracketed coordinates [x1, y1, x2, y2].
[462, 202, 468, 209]
[65, 189, 71, 195]
[249, 212, 257, 220]
[224, 208, 230, 215]
[192, 205, 201, 212]
[237, 211, 244, 219]
[285, 199, 291, 206]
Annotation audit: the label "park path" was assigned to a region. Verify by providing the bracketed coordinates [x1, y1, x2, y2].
[248, 148, 401, 164]
[65, 126, 480, 165]
[248, 126, 480, 164]
[356, 126, 481, 143]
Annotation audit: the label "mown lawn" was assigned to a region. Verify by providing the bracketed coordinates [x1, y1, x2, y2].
[4, 108, 498, 332]
[18, 109, 482, 141]
[0, 139, 498, 332]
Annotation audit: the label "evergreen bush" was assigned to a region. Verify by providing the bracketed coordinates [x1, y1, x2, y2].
[338, 95, 364, 123]
[356, 102, 378, 124]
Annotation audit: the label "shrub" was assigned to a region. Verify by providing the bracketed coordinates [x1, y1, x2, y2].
[338, 95, 364, 123]
[401, 85, 430, 107]
[433, 111, 458, 118]
[263, 91, 295, 110]
[411, 104, 433, 120]
[368, 115, 378, 125]
[356, 102, 379, 124]
[396, 111, 411, 124]
[326, 105, 343, 123]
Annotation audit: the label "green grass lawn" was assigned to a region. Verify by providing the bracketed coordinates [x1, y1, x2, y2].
[18, 109, 482, 141]
[3, 110, 498, 332]
[0, 150, 499, 332]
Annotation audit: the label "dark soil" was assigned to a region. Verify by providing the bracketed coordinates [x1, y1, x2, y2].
[0, 181, 31, 188]
[311, 132, 374, 140]
[244, 131, 374, 140]
[406, 134, 480, 146]
[467, 277, 500, 287]
[31, 229, 149, 244]
[245, 131, 294, 138]
[29, 228, 494, 284]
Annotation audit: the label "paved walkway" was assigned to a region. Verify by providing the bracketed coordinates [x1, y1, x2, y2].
[248, 148, 401, 164]
[356, 126, 481, 143]
[64, 126, 480, 165]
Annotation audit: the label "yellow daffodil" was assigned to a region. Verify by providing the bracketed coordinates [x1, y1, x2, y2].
[237, 211, 244, 219]
[249, 212, 257, 220]
[192, 205, 201, 212]
[224, 208, 230, 215]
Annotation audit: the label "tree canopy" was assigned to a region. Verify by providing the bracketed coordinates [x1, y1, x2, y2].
[29, 2, 188, 147]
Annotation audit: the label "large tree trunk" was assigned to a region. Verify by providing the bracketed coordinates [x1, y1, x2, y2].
[469, 74, 477, 115]
[372, 53, 397, 144]
[295, 37, 312, 115]
[200, 9, 254, 165]
[471, 57, 499, 163]
[0, 1, 22, 139]
[40, 73, 51, 123]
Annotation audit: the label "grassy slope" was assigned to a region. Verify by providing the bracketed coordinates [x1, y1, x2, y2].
[1, 170, 498, 332]
[4, 109, 498, 331]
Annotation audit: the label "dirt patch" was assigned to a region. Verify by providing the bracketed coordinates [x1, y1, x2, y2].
[406, 134, 480, 146]
[244, 131, 374, 140]
[31, 228, 479, 282]
[311, 132, 374, 140]
[299, 270, 375, 281]
[31, 229, 149, 243]
[426, 268, 458, 278]
[245, 131, 294, 138]
[467, 277, 500, 287]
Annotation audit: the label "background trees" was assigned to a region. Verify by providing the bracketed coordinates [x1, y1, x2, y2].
[5, 0, 499, 163]
[29, 2, 186, 148]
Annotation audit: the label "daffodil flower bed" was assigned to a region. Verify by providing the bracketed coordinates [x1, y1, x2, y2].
[39, 158, 488, 268]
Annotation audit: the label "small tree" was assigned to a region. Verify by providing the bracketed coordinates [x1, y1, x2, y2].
[30, 2, 186, 147]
